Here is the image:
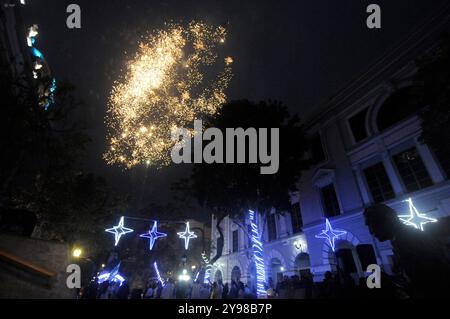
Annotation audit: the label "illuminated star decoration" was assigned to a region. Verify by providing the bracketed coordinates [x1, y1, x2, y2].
[177, 222, 197, 250]
[153, 262, 165, 287]
[97, 263, 126, 286]
[399, 198, 438, 231]
[140, 221, 167, 250]
[105, 216, 134, 246]
[315, 219, 347, 252]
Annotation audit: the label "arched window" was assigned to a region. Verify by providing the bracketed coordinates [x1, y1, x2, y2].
[231, 266, 241, 283]
[377, 86, 424, 132]
[356, 244, 378, 270]
[214, 270, 223, 283]
[294, 253, 311, 279]
[269, 258, 284, 287]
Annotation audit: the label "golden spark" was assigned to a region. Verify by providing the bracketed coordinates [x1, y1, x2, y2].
[104, 22, 233, 168]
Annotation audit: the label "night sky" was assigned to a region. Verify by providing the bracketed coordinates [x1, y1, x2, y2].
[21, 0, 447, 216]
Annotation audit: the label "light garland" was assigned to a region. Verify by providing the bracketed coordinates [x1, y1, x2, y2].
[399, 198, 438, 231]
[153, 262, 165, 287]
[203, 265, 212, 284]
[315, 219, 347, 252]
[105, 216, 134, 246]
[201, 251, 210, 264]
[248, 210, 267, 298]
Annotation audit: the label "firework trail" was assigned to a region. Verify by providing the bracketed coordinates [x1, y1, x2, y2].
[104, 22, 233, 168]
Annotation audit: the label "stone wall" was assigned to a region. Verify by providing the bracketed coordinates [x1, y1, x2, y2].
[0, 234, 77, 299]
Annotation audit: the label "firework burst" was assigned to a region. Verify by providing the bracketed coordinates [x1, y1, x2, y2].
[104, 22, 233, 168]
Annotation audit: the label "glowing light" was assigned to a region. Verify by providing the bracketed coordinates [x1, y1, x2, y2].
[104, 21, 233, 169]
[105, 216, 134, 246]
[178, 222, 197, 250]
[98, 263, 126, 286]
[204, 265, 212, 284]
[315, 219, 347, 252]
[194, 271, 200, 282]
[27, 25, 38, 47]
[248, 210, 267, 298]
[201, 251, 210, 264]
[399, 198, 438, 231]
[153, 262, 165, 287]
[31, 47, 44, 59]
[178, 269, 191, 282]
[72, 248, 82, 258]
[140, 221, 167, 250]
[225, 56, 234, 65]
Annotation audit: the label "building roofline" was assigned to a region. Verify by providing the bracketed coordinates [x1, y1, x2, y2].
[304, 2, 450, 130]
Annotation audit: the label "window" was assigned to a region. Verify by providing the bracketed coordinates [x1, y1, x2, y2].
[363, 163, 395, 202]
[432, 147, 450, 179]
[320, 184, 341, 217]
[377, 86, 424, 132]
[336, 249, 357, 274]
[310, 133, 326, 163]
[291, 203, 303, 234]
[232, 230, 239, 253]
[356, 245, 378, 270]
[247, 224, 252, 248]
[349, 108, 369, 143]
[393, 148, 433, 193]
[267, 214, 277, 242]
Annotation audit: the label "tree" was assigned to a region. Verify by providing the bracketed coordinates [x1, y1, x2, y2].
[185, 100, 311, 264]
[0, 49, 128, 258]
[417, 35, 450, 165]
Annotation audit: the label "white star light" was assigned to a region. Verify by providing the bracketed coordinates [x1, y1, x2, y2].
[105, 216, 134, 246]
[315, 219, 347, 252]
[177, 222, 197, 250]
[140, 221, 167, 250]
[399, 198, 438, 231]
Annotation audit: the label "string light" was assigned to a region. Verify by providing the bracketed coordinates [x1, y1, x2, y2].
[399, 198, 438, 231]
[248, 210, 267, 298]
[105, 216, 134, 246]
[153, 262, 165, 287]
[105, 21, 233, 168]
[178, 222, 198, 250]
[204, 265, 212, 284]
[201, 251, 210, 264]
[315, 219, 347, 252]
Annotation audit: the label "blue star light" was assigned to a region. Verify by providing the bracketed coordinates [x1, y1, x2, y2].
[140, 221, 167, 250]
[177, 222, 197, 250]
[399, 198, 438, 231]
[105, 216, 134, 246]
[98, 263, 125, 286]
[315, 219, 347, 252]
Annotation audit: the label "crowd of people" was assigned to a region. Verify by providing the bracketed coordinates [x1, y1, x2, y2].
[78, 203, 450, 300]
[79, 278, 259, 300]
[79, 269, 407, 300]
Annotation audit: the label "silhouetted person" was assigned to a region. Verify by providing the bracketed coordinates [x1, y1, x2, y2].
[319, 272, 336, 299]
[222, 283, 229, 299]
[116, 282, 130, 299]
[81, 281, 98, 299]
[364, 204, 450, 298]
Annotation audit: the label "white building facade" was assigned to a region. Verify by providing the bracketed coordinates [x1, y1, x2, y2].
[209, 13, 450, 289]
